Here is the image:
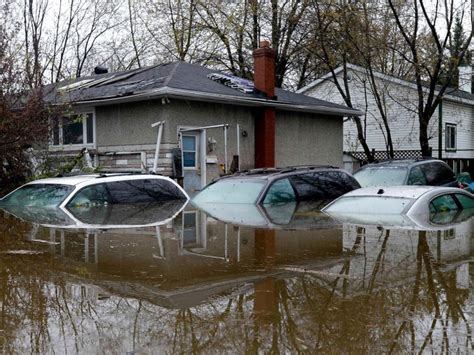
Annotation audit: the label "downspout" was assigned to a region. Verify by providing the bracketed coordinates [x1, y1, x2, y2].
[438, 100, 443, 160]
[152, 121, 165, 172]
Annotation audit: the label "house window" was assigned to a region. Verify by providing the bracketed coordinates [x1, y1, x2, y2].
[51, 113, 94, 146]
[182, 135, 197, 168]
[445, 123, 457, 151]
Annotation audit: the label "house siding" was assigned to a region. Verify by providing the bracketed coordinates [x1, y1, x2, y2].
[275, 111, 343, 167]
[95, 99, 255, 176]
[304, 68, 474, 175]
[304, 71, 443, 154]
[442, 101, 474, 160]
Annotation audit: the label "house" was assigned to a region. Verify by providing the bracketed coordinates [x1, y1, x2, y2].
[43, 42, 361, 191]
[297, 64, 474, 174]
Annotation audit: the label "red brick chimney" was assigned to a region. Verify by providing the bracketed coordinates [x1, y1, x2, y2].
[253, 40, 276, 168]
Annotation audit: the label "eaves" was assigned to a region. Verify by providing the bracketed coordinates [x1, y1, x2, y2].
[69, 86, 364, 117]
[298, 63, 474, 107]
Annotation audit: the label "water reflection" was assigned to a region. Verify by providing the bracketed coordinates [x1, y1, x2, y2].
[1, 200, 187, 228]
[0, 202, 472, 353]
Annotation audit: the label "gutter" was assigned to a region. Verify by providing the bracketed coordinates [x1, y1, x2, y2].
[71, 86, 364, 117]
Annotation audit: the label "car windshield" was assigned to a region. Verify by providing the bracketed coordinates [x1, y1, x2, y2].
[354, 167, 408, 187]
[193, 179, 265, 204]
[325, 196, 414, 214]
[0, 184, 74, 207]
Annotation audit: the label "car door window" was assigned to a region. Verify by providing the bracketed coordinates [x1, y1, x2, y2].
[430, 194, 459, 212]
[289, 171, 355, 201]
[263, 178, 296, 204]
[454, 193, 474, 209]
[407, 166, 427, 185]
[106, 179, 185, 203]
[421, 162, 455, 186]
[338, 171, 361, 190]
[69, 179, 185, 206]
[67, 183, 110, 207]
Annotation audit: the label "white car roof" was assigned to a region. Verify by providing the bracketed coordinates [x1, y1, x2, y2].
[341, 186, 445, 199]
[27, 174, 100, 186]
[26, 174, 175, 187]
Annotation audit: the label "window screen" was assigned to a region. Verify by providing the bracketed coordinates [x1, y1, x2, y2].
[182, 135, 197, 168]
[51, 113, 94, 146]
[63, 117, 83, 144]
[445, 123, 456, 150]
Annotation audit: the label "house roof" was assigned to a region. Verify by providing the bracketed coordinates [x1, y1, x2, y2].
[43, 62, 363, 117]
[297, 63, 474, 106]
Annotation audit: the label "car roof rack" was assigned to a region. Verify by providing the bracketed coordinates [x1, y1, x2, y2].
[95, 170, 162, 178]
[232, 165, 340, 177]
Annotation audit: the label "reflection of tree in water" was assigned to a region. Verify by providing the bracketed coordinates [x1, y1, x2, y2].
[292, 229, 473, 354]
[0, 215, 472, 353]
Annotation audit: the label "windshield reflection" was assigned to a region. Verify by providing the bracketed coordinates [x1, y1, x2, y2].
[0, 201, 472, 353]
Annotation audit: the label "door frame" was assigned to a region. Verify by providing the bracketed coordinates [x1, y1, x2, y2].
[178, 124, 230, 190]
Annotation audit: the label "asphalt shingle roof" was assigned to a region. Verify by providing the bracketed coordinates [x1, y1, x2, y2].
[44, 62, 362, 116]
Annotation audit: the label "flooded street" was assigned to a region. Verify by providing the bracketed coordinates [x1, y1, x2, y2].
[0, 203, 473, 353]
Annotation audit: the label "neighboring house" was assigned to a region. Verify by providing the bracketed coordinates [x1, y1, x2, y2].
[297, 64, 474, 174]
[43, 42, 361, 191]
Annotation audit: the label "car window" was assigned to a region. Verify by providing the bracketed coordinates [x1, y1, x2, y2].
[454, 193, 474, 209]
[192, 179, 265, 204]
[68, 179, 186, 207]
[67, 184, 111, 207]
[430, 194, 458, 213]
[263, 178, 296, 204]
[0, 184, 74, 207]
[324, 196, 414, 214]
[289, 171, 357, 200]
[421, 162, 455, 186]
[407, 166, 427, 185]
[353, 167, 408, 187]
[338, 171, 362, 190]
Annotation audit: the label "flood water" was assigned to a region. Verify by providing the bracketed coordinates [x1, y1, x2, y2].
[0, 202, 473, 353]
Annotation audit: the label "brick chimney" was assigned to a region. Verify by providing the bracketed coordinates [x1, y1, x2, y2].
[253, 41, 276, 168]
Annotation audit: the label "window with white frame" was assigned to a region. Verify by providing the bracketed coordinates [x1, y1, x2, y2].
[51, 113, 94, 147]
[445, 123, 457, 151]
[182, 135, 197, 168]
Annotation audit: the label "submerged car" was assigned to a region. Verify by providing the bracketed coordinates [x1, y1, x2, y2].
[322, 186, 474, 219]
[0, 173, 189, 208]
[195, 200, 338, 229]
[192, 166, 361, 205]
[1, 200, 188, 229]
[353, 159, 457, 187]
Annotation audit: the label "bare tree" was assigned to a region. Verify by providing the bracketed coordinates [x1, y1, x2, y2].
[73, 0, 123, 77]
[139, 0, 210, 65]
[195, 0, 311, 86]
[388, 0, 473, 157]
[48, 0, 79, 82]
[309, 0, 375, 161]
[23, 0, 48, 88]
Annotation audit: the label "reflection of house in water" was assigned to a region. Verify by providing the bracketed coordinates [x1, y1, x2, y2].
[30, 209, 343, 307]
[18, 206, 474, 311]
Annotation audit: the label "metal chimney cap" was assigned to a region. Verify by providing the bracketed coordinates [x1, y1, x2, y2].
[94, 66, 108, 75]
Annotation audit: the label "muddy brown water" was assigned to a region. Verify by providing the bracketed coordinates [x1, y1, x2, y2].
[0, 204, 472, 354]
